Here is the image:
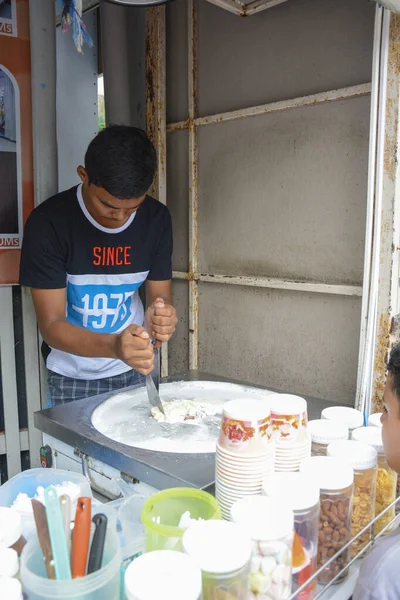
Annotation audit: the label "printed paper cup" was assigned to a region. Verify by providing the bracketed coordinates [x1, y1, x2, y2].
[269, 394, 308, 442]
[219, 399, 271, 454]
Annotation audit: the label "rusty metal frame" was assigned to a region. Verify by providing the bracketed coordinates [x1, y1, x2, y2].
[205, 0, 288, 18]
[370, 10, 400, 412]
[188, 0, 199, 370]
[146, 0, 400, 399]
[145, 5, 169, 376]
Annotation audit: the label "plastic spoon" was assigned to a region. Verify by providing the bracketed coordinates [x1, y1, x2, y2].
[71, 497, 92, 578]
[87, 514, 108, 574]
[44, 486, 71, 580]
[31, 499, 55, 580]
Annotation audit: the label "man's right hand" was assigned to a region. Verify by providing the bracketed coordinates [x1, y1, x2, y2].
[116, 325, 154, 375]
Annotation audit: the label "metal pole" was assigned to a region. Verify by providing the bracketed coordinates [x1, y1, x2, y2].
[28, 0, 58, 412]
[188, 0, 199, 371]
[29, 0, 58, 204]
[356, 5, 383, 412]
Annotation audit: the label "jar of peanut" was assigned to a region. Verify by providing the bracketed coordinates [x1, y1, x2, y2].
[327, 440, 377, 558]
[300, 456, 354, 585]
[308, 420, 348, 457]
[352, 426, 397, 536]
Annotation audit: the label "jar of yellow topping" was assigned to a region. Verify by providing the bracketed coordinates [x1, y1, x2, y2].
[328, 440, 377, 558]
[352, 426, 397, 535]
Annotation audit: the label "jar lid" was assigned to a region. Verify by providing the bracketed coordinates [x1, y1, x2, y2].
[223, 399, 270, 421]
[352, 427, 384, 453]
[321, 406, 363, 430]
[262, 472, 320, 511]
[230, 496, 294, 541]
[0, 508, 22, 548]
[0, 547, 19, 578]
[300, 456, 354, 491]
[0, 577, 23, 600]
[327, 439, 377, 470]
[182, 520, 252, 574]
[124, 550, 202, 600]
[269, 394, 307, 415]
[308, 419, 348, 444]
[368, 413, 383, 428]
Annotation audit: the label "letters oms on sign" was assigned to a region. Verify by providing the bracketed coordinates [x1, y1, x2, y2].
[92, 246, 132, 267]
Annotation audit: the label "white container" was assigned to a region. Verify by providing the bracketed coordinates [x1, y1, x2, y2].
[300, 457, 354, 585]
[182, 520, 252, 600]
[368, 413, 383, 428]
[321, 407, 363, 433]
[0, 577, 23, 600]
[327, 440, 378, 557]
[308, 419, 348, 457]
[124, 550, 202, 600]
[230, 496, 293, 600]
[0, 547, 19, 578]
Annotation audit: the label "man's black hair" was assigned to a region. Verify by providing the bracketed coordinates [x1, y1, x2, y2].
[387, 343, 400, 400]
[84, 125, 157, 199]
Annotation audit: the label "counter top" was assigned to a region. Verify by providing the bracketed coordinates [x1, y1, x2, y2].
[34, 370, 347, 491]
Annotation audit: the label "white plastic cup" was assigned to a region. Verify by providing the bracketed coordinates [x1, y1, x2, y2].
[124, 550, 202, 600]
[269, 394, 308, 443]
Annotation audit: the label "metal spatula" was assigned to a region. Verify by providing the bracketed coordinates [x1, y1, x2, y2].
[145, 341, 164, 414]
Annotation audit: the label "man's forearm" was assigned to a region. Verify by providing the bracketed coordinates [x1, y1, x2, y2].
[41, 319, 118, 359]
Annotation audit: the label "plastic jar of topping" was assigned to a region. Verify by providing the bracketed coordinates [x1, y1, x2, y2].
[352, 427, 397, 535]
[124, 550, 202, 600]
[300, 456, 354, 585]
[230, 496, 293, 600]
[182, 520, 252, 600]
[308, 420, 348, 457]
[327, 440, 377, 558]
[262, 472, 319, 600]
[368, 413, 382, 428]
[321, 407, 363, 435]
[0, 508, 26, 555]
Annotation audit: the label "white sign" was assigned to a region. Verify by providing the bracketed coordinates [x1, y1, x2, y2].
[0, 0, 17, 38]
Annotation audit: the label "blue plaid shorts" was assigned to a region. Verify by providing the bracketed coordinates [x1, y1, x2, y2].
[47, 369, 145, 406]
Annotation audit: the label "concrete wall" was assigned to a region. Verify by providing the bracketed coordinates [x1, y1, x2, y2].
[56, 10, 98, 191]
[167, 0, 375, 404]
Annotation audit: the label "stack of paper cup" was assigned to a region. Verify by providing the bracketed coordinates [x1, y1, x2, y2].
[216, 399, 274, 519]
[269, 394, 311, 472]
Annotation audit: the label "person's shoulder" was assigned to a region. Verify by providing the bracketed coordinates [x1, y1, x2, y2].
[141, 195, 171, 218]
[29, 186, 79, 222]
[354, 528, 400, 599]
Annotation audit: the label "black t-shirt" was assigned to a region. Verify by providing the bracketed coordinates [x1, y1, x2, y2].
[19, 185, 173, 380]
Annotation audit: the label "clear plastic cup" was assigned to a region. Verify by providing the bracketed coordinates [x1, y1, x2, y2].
[141, 488, 221, 552]
[20, 506, 121, 600]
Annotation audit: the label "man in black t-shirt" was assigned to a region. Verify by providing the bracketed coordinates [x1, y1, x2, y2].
[20, 125, 177, 404]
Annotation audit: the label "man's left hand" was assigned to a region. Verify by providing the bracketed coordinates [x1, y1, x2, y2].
[147, 298, 178, 345]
